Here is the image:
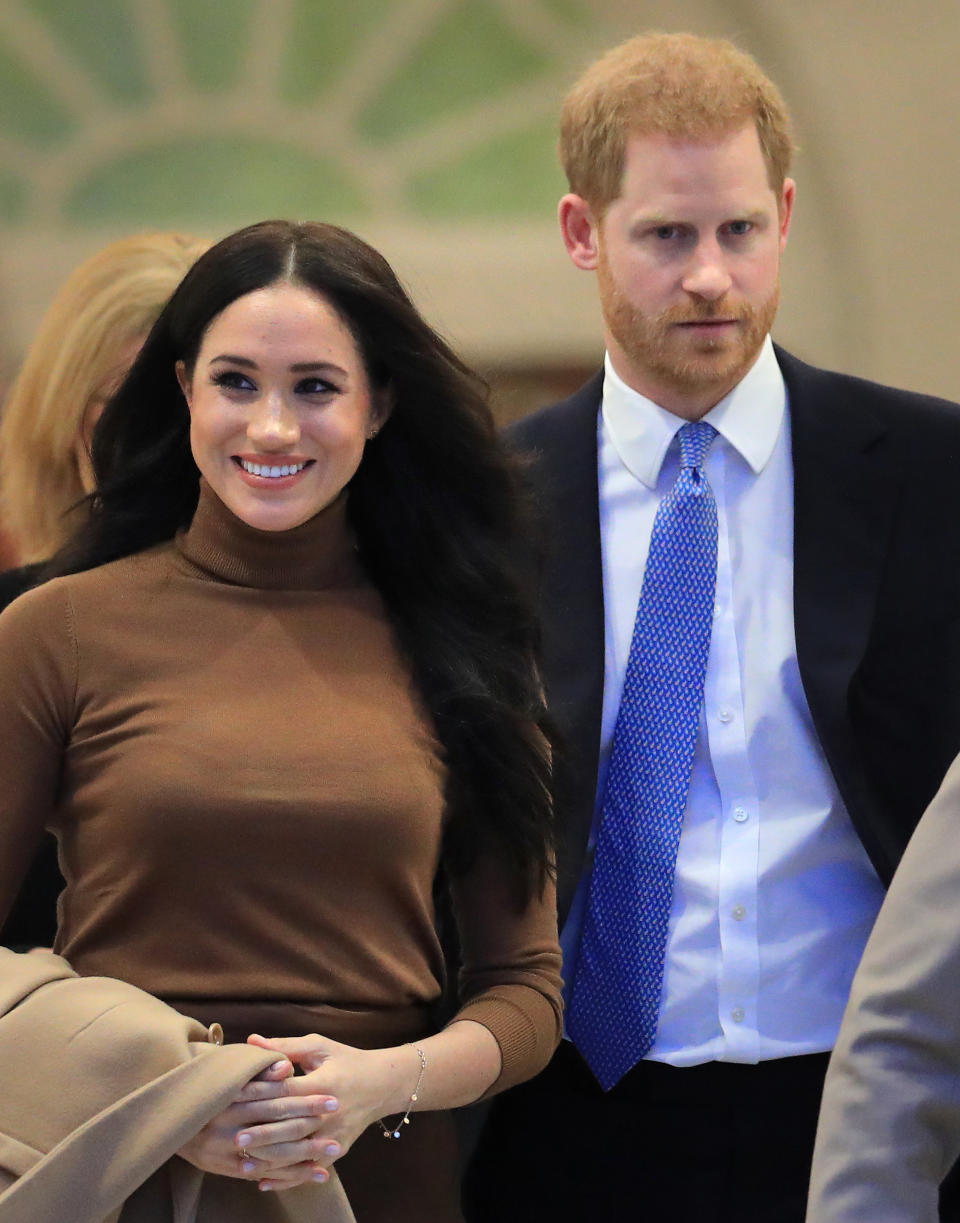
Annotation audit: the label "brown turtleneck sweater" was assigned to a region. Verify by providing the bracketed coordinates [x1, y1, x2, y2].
[0, 484, 562, 1093]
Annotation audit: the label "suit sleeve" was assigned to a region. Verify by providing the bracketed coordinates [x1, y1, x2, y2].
[445, 842, 564, 1097]
[0, 583, 75, 928]
[807, 753, 960, 1222]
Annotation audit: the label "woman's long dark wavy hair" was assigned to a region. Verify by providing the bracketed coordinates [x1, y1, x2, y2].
[49, 220, 553, 900]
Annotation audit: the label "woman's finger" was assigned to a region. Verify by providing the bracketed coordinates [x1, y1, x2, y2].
[256, 1058, 294, 1081]
[235, 1092, 336, 1128]
[246, 1133, 341, 1169]
[236, 1073, 337, 1106]
[232, 1060, 295, 1103]
[258, 1163, 331, 1192]
[246, 1032, 341, 1070]
[236, 1153, 330, 1190]
[238, 1117, 338, 1156]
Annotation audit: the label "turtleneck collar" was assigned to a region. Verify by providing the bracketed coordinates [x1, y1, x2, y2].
[175, 480, 364, 591]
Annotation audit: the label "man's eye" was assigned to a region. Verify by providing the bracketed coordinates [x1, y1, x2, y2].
[727, 220, 753, 236]
[654, 225, 679, 240]
[212, 370, 255, 391]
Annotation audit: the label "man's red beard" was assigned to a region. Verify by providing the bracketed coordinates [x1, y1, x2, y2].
[597, 251, 780, 403]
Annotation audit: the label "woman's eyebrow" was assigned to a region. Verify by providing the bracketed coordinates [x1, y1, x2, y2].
[208, 354, 348, 376]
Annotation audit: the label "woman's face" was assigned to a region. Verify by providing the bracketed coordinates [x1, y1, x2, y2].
[178, 281, 388, 532]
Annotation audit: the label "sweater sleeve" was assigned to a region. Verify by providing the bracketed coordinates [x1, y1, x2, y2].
[446, 846, 563, 1096]
[0, 582, 75, 928]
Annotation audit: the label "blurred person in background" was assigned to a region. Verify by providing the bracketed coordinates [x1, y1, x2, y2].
[0, 231, 207, 951]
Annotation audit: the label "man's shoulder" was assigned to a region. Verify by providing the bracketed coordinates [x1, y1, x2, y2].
[506, 370, 604, 456]
[777, 346, 960, 436]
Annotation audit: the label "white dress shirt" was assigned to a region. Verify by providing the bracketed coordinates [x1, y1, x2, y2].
[561, 337, 886, 1065]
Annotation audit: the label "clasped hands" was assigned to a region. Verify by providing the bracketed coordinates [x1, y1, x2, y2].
[178, 1032, 418, 1191]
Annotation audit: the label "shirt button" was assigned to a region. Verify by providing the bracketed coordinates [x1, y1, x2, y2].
[718, 708, 733, 724]
[733, 807, 749, 823]
[732, 905, 747, 921]
[731, 1007, 745, 1023]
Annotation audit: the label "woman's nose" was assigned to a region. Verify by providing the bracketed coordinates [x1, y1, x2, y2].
[246, 394, 300, 449]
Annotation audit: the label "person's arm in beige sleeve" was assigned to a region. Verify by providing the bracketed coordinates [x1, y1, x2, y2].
[807, 753, 960, 1223]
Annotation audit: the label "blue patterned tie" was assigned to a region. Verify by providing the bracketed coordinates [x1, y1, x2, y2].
[568, 420, 718, 1091]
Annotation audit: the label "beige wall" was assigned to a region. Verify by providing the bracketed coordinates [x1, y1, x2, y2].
[0, 0, 957, 404]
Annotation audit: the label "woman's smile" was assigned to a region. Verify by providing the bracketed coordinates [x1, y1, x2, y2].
[234, 455, 314, 483]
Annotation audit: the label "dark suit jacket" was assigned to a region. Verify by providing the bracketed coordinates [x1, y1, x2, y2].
[514, 346, 960, 925]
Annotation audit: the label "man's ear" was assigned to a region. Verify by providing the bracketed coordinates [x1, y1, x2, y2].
[778, 178, 796, 251]
[175, 360, 192, 408]
[559, 194, 601, 271]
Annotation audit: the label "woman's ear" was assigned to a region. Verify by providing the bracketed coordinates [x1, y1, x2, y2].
[175, 360, 192, 408]
[367, 387, 394, 438]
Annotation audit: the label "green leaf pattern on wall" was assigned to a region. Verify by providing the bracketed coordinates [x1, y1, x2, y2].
[0, 0, 588, 230]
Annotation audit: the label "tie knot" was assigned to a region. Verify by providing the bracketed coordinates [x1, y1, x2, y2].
[677, 421, 717, 471]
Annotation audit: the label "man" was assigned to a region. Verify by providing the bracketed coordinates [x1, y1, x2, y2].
[463, 31, 960, 1223]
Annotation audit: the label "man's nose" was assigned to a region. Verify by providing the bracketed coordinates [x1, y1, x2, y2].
[681, 242, 733, 301]
[246, 394, 300, 449]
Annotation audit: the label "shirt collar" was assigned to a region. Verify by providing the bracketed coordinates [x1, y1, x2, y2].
[601, 335, 786, 489]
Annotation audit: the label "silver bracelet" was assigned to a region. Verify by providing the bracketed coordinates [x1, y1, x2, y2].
[378, 1045, 427, 1139]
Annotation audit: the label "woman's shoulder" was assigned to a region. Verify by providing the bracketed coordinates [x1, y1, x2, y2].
[56, 542, 175, 595]
[0, 562, 44, 613]
[0, 543, 176, 630]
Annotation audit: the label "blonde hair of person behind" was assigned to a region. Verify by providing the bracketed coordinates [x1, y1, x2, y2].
[0, 232, 209, 563]
[560, 31, 795, 214]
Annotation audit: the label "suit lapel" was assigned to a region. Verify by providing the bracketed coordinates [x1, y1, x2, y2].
[782, 346, 902, 830]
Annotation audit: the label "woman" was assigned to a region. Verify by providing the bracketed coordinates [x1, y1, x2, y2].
[0, 220, 562, 1221]
[0, 232, 207, 951]
[0, 231, 209, 581]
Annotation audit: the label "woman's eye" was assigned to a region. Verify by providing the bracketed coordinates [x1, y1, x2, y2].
[296, 377, 337, 396]
[212, 370, 255, 392]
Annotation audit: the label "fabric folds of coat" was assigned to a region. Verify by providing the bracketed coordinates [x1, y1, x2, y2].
[0, 949, 355, 1223]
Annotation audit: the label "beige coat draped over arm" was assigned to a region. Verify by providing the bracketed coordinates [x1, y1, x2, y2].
[0, 949, 354, 1223]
